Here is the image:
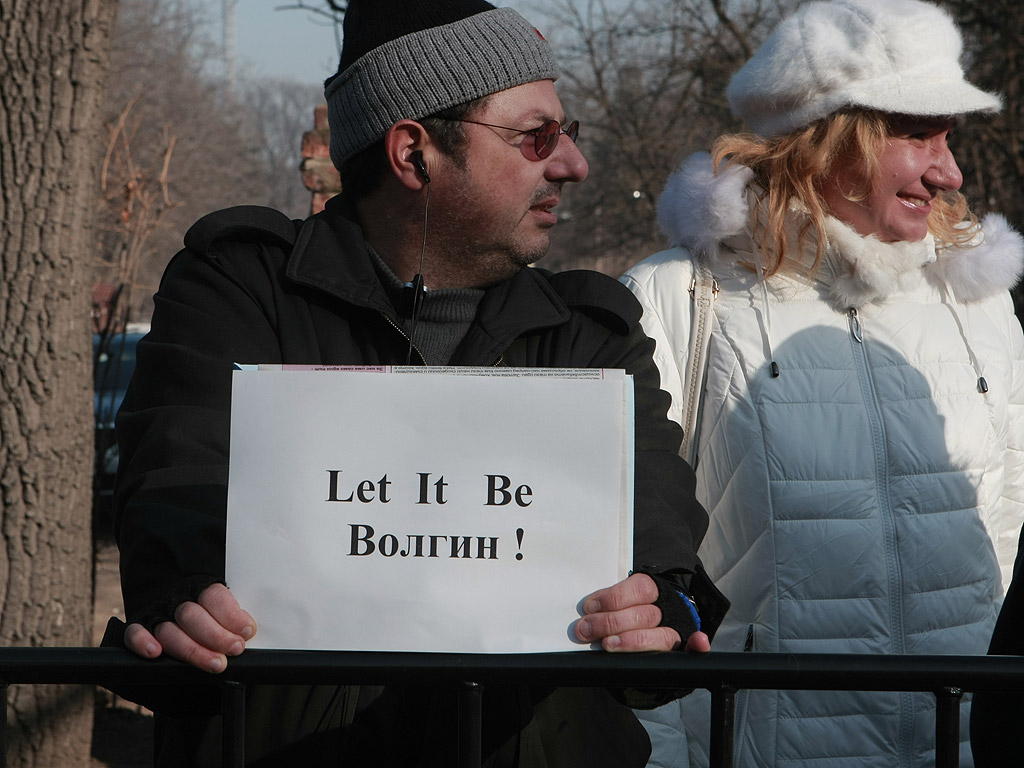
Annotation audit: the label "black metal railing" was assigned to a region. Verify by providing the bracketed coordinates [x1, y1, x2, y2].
[3, 648, 1023, 768]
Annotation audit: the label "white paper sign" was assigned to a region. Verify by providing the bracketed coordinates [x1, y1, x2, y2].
[225, 366, 634, 653]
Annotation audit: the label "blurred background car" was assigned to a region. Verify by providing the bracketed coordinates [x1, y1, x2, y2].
[93, 324, 148, 530]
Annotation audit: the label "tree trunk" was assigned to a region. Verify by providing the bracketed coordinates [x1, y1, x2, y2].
[0, 1, 118, 765]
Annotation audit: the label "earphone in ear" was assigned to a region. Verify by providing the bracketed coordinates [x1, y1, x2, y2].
[411, 150, 430, 184]
[403, 148, 431, 359]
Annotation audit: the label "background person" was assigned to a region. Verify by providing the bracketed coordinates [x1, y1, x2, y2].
[620, 0, 1024, 765]
[972, 534, 1024, 765]
[973, 481, 1024, 760]
[102, 0, 729, 766]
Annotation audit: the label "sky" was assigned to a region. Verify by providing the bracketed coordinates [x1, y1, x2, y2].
[232, 0, 340, 86]
[230, 0, 535, 87]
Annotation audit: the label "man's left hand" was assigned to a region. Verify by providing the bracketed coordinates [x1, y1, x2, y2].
[574, 573, 710, 653]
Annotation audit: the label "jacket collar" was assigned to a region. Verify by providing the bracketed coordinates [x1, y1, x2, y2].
[284, 195, 392, 315]
[821, 217, 936, 307]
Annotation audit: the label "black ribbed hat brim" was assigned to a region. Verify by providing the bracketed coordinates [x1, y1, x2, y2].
[338, 0, 498, 73]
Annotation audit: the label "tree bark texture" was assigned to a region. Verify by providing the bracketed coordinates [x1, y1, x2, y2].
[0, 1, 118, 765]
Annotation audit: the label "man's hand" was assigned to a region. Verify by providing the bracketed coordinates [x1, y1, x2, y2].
[574, 573, 710, 653]
[123, 583, 257, 673]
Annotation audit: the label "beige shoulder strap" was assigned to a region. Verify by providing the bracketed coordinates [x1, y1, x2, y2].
[681, 254, 717, 467]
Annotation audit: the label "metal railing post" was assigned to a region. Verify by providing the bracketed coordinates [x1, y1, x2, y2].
[710, 684, 736, 768]
[221, 680, 246, 768]
[458, 681, 483, 768]
[935, 686, 963, 768]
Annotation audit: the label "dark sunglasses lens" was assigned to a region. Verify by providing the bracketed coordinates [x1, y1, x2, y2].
[532, 120, 562, 159]
[565, 120, 580, 143]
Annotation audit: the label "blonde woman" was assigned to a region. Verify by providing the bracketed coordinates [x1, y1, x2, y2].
[622, 0, 1024, 765]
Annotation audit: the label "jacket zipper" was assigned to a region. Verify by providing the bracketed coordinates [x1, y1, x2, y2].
[381, 313, 506, 367]
[847, 307, 913, 766]
[848, 306, 863, 343]
[380, 313, 426, 365]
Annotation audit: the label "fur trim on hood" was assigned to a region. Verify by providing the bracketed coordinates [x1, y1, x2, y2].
[929, 214, 1024, 303]
[657, 152, 1024, 305]
[658, 152, 752, 254]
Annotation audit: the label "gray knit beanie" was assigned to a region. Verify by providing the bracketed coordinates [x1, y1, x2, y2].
[324, 0, 560, 170]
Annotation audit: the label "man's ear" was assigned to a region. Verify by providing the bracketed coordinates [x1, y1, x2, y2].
[385, 120, 432, 191]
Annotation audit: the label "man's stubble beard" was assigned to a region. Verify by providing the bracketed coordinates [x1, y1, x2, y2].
[435, 181, 558, 288]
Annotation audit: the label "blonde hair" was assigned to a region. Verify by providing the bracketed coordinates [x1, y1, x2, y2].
[711, 109, 979, 276]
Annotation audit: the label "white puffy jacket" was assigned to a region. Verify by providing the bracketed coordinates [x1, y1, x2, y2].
[621, 154, 1024, 768]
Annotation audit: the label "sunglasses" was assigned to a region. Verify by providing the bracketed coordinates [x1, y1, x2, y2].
[440, 118, 580, 161]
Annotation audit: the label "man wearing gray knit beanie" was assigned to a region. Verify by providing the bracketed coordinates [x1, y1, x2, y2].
[104, 0, 729, 765]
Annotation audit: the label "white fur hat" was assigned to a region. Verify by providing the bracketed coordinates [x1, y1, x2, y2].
[727, 0, 1001, 137]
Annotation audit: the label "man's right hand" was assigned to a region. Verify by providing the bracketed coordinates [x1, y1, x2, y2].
[123, 583, 257, 673]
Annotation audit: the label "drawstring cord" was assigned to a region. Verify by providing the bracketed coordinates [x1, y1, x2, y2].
[751, 242, 780, 377]
[940, 278, 989, 393]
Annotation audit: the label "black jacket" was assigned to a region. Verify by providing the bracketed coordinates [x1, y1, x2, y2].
[972, 523, 1024, 767]
[111, 198, 727, 767]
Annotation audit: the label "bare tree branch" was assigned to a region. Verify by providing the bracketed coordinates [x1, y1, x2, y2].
[539, 0, 793, 275]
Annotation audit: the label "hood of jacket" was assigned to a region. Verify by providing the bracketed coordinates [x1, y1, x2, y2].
[657, 152, 1024, 308]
